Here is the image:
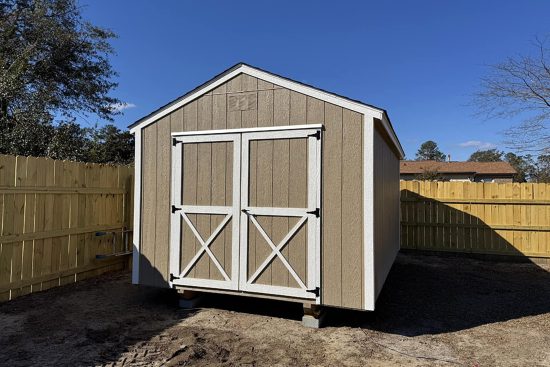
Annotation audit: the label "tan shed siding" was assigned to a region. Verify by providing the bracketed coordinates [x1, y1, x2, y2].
[341, 110, 363, 309]
[373, 121, 400, 299]
[140, 122, 162, 286]
[196, 95, 213, 279]
[155, 117, 171, 283]
[272, 87, 290, 287]
[288, 91, 308, 290]
[139, 73, 365, 309]
[322, 103, 343, 306]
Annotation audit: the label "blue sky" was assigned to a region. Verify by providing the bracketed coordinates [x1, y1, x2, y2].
[82, 0, 549, 160]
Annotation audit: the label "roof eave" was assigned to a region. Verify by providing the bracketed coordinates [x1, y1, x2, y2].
[128, 63, 404, 158]
[128, 63, 245, 130]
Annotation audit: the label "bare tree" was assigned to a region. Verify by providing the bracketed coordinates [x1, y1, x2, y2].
[474, 37, 550, 154]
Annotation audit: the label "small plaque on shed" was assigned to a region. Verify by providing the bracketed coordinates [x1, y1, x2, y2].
[228, 93, 257, 111]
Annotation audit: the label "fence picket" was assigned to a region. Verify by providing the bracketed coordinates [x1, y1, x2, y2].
[0, 155, 133, 302]
[401, 180, 550, 258]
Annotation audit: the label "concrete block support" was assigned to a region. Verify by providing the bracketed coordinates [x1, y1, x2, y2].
[302, 303, 325, 328]
[177, 290, 203, 309]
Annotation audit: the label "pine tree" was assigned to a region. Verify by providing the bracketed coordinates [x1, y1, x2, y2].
[415, 141, 446, 161]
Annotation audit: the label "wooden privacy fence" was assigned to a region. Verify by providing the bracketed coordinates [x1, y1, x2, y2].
[401, 181, 550, 258]
[0, 155, 133, 302]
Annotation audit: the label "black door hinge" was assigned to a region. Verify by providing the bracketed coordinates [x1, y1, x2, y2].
[307, 208, 320, 217]
[171, 205, 182, 214]
[172, 138, 180, 146]
[241, 208, 249, 214]
[170, 273, 180, 282]
[308, 130, 321, 140]
[306, 287, 320, 297]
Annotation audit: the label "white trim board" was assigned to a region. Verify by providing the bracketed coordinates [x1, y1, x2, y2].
[169, 133, 241, 291]
[129, 64, 404, 158]
[131, 129, 142, 284]
[239, 127, 321, 302]
[171, 124, 322, 137]
[363, 112, 376, 311]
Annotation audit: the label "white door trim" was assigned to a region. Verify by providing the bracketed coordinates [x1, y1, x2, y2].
[179, 211, 232, 281]
[171, 124, 323, 137]
[169, 126, 321, 300]
[169, 133, 241, 291]
[246, 214, 309, 288]
[239, 127, 322, 301]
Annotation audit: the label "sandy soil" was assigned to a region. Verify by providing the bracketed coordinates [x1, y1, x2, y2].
[0, 253, 549, 367]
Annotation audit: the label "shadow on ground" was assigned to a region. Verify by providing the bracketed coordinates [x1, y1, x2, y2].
[1, 252, 549, 366]
[198, 189, 550, 336]
[0, 264, 188, 367]
[328, 252, 550, 336]
[198, 252, 550, 336]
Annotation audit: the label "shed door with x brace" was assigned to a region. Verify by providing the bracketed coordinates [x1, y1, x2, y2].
[170, 126, 321, 301]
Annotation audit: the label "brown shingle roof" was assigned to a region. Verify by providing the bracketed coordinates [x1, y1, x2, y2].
[400, 161, 517, 175]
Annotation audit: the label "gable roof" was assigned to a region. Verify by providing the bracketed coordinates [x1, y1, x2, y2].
[128, 63, 404, 158]
[400, 161, 517, 175]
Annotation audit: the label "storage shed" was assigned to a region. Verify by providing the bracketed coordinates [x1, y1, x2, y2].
[129, 63, 404, 315]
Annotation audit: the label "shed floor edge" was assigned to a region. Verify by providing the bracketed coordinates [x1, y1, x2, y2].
[170, 285, 370, 311]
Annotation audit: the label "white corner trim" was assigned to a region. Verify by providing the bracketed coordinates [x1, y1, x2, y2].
[131, 129, 142, 284]
[363, 112, 376, 310]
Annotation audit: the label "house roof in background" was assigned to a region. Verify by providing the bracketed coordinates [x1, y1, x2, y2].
[400, 161, 517, 175]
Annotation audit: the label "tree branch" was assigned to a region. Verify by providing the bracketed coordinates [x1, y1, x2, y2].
[473, 36, 550, 153]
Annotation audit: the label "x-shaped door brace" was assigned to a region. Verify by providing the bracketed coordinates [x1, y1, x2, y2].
[247, 214, 308, 289]
[179, 212, 232, 281]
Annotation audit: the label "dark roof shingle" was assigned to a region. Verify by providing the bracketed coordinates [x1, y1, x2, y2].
[400, 161, 517, 175]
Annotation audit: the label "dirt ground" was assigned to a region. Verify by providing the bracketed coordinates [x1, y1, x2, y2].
[1, 253, 549, 367]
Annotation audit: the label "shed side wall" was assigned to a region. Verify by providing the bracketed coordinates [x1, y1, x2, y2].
[139, 73, 364, 309]
[373, 119, 400, 299]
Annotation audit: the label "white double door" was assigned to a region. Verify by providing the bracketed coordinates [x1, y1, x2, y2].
[170, 126, 321, 300]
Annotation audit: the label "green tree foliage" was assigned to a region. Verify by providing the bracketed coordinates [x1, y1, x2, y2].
[38, 122, 134, 164]
[0, 0, 123, 159]
[415, 140, 446, 161]
[465, 150, 550, 183]
[468, 149, 504, 162]
[500, 153, 550, 183]
[531, 155, 550, 183]
[87, 125, 134, 165]
[414, 170, 443, 181]
[47, 121, 89, 161]
[503, 152, 533, 182]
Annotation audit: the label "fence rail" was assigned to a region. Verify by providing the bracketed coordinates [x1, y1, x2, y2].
[0, 155, 133, 301]
[3, 169, 547, 301]
[400, 180, 550, 258]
